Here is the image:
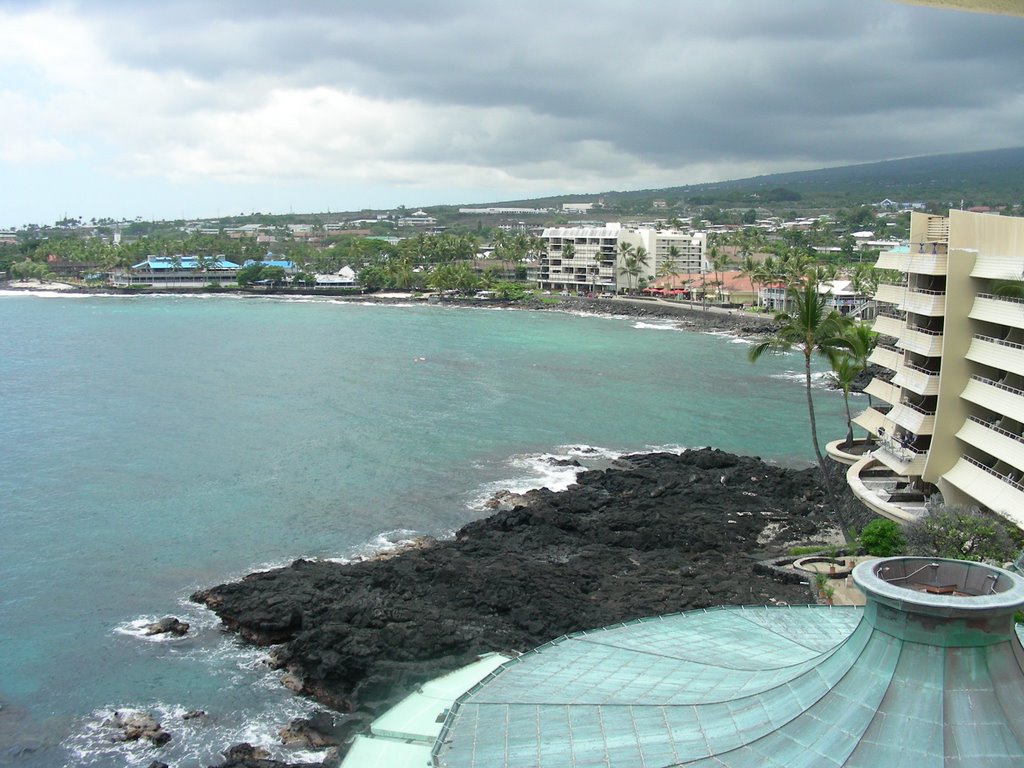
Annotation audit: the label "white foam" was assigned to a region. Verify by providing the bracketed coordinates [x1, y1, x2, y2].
[113, 616, 191, 643]
[0, 288, 97, 299]
[326, 528, 426, 564]
[631, 320, 681, 331]
[66, 698, 331, 768]
[465, 444, 625, 510]
[771, 370, 834, 389]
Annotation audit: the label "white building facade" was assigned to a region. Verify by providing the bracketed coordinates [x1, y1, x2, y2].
[537, 225, 707, 294]
[843, 210, 1024, 531]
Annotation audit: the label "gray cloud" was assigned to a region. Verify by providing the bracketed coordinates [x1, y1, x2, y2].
[132, 2, 1017, 161]
[2, 0, 1022, 223]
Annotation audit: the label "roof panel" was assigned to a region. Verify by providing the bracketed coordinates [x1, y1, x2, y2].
[435, 566, 1024, 767]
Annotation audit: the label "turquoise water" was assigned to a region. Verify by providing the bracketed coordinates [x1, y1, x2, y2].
[0, 293, 847, 766]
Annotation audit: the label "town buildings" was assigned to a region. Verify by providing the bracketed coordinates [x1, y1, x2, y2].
[841, 210, 1024, 530]
[760, 279, 875, 318]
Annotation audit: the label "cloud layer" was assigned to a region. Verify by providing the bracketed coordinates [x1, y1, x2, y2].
[2, 0, 1022, 224]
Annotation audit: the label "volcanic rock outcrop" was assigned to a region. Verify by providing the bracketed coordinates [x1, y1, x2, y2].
[193, 449, 835, 719]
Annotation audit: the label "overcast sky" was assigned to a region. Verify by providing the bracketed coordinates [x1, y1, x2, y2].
[2, 0, 1022, 227]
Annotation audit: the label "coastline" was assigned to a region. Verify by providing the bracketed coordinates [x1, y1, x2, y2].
[192, 448, 848, 758]
[2, 279, 778, 339]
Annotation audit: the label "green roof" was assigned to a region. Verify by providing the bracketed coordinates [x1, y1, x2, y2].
[433, 559, 1024, 767]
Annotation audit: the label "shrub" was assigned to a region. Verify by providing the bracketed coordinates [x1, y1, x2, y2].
[904, 502, 1019, 563]
[789, 545, 827, 556]
[858, 518, 906, 557]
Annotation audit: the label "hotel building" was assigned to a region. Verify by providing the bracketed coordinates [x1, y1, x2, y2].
[537, 225, 707, 294]
[842, 210, 1024, 530]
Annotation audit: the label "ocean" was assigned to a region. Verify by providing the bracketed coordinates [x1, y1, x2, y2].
[0, 292, 848, 767]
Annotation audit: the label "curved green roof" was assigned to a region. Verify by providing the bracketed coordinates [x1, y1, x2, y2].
[433, 558, 1024, 767]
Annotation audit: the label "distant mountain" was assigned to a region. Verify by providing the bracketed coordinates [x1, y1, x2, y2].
[482, 147, 1024, 212]
[679, 146, 1024, 202]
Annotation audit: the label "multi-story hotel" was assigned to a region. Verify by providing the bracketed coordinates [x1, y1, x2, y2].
[841, 210, 1024, 531]
[537, 224, 707, 294]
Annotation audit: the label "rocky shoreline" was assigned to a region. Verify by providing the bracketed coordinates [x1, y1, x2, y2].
[4, 279, 777, 337]
[192, 448, 842, 760]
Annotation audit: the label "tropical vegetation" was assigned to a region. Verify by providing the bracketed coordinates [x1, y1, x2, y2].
[748, 276, 855, 532]
[857, 519, 906, 557]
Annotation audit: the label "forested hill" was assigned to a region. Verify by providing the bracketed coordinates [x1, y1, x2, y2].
[676, 146, 1024, 206]
[495, 146, 1024, 212]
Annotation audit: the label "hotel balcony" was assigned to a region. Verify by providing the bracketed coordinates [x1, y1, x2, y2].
[955, 416, 1024, 476]
[873, 314, 904, 339]
[846, 457, 930, 523]
[864, 378, 902, 407]
[961, 375, 1024, 424]
[891, 361, 940, 396]
[896, 326, 944, 357]
[968, 293, 1024, 332]
[874, 251, 905, 271]
[874, 283, 906, 305]
[898, 288, 946, 317]
[903, 250, 948, 275]
[965, 334, 1024, 378]
[971, 253, 1024, 281]
[868, 344, 902, 372]
[942, 455, 1024, 529]
[873, 244, 948, 275]
[887, 401, 936, 435]
[852, 406, 889, 436]
[873, 440, 928, 477]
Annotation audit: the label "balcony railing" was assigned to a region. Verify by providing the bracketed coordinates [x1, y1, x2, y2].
[903, 361, 939, 376]
[900, 400, 936, 416]
[966, 414, 1024, 446]
[962, 454, 1024, 493]
[876, 432, 926, 462]
[971, 374, 1024, 398]
[977, 291, 1024, 306]
[975, 333, 1024, 351]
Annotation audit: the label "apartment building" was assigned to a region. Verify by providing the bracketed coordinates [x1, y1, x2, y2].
[619, 227, 707, 279]
[537, 225, 707, 294]
[538, 224, 621, 293]
[842, 210, 1024, 530]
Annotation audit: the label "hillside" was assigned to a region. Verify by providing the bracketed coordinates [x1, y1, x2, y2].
[482, 146, 1024, 213]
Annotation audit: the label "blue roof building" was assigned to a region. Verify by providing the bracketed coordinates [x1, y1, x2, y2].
[131, 255, 240, 271]
[113, 255, 241, 286]
[242, 258, 298, 271]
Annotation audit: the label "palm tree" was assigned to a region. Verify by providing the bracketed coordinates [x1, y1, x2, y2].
[749, 278, 853, 518]
[656, 258, 675, 280]
[707, 241, 722, 305]
[827, 354, 862, 448]
[616, 241, 635, 293]
[711, 249, 730, 304]
[666, 244, 681, 276]
[633, 246, 650, 291]
[619, 256, 640, 294]
[844, 321, 878, 410]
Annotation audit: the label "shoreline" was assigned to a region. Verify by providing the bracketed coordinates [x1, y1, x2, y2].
[2, 280, 778, 338]
[192, 447, 853, 759]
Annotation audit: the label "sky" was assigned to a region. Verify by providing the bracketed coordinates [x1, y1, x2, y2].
[1, 0, 1022, 228]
